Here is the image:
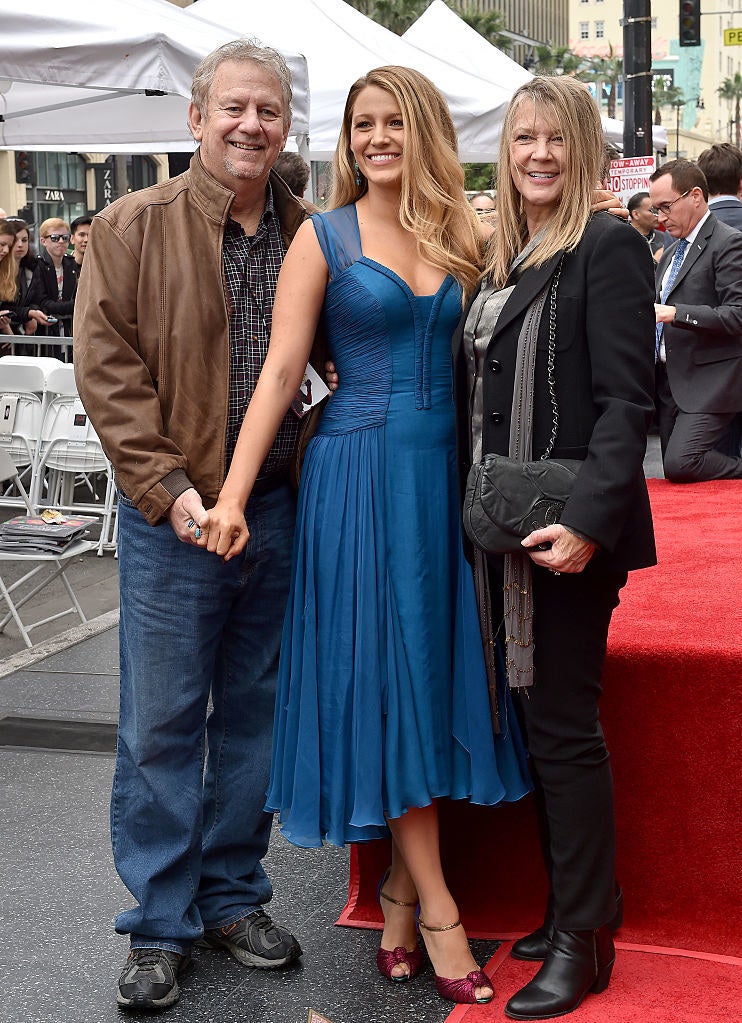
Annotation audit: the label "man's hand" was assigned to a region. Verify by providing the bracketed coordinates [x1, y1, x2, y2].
[654, 303, 676, 324]
[324, 359, 339, 393]
[165, 488, 209, 545]
[591, 188, 629, 221]
[522, 523, 597, 574]
[28, 309, 51, 326]
[195, 497, 250, 561]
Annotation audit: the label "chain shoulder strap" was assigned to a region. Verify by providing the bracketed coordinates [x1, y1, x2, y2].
[541, 254, 566, 460]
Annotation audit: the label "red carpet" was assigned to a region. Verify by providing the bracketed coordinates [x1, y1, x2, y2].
[446, 942, 742, 1023]
[338, 481, 742, 963]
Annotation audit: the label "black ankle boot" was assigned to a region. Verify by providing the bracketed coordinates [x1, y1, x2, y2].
[511, 887, 623, 963]
[504, 927, 615, 1020]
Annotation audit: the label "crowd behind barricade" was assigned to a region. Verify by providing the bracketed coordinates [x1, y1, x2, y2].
[1, 41, 740, 1021]
[0, 213, 91, 357]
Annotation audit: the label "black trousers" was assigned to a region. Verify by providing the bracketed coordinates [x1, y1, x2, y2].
[655, 362, 742, 481]
[490, 560, 627, 931]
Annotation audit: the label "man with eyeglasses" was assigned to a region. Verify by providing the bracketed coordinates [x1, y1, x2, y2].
[26, 217, 80, 347]
[648, 159, 742, 482]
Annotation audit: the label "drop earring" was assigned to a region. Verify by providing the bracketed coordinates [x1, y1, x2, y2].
[354, 162, 361, 188]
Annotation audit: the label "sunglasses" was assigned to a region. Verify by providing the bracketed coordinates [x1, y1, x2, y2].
[45, 233, 71, 242]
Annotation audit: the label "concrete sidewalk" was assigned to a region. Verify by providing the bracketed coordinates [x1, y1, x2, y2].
[0, 621, 495, 1023]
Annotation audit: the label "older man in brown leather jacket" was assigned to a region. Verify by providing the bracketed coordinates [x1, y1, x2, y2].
[75, 40, 311, 1013]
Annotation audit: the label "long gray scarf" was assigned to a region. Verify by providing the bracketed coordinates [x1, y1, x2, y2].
[502, 285, 549, 689]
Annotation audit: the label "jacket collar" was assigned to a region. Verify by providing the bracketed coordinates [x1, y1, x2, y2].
[657, 212, 717, 296]
[185, 149, 307, 246]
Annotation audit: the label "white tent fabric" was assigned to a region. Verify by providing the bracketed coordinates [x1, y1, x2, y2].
[185, 0, 522, 161]
[0, 0, 310, 152]
[402, 1, 667, 155]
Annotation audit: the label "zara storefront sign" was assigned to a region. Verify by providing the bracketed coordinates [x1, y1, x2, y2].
[43, 189, 65, 202]
[94, 165, 114, 208]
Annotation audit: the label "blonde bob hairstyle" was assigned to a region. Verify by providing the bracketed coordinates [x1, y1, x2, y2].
[484, 75, 604, 288]
[329, 66, 483, 299]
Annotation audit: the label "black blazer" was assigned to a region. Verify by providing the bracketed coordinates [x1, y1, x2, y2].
[656, 213, 742, 415]
[26, 252, 79, 336]
[454, 213, 657, 574]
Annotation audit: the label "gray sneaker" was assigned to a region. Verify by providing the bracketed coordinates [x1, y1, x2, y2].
[117, 948, 192, 1012]
[202, 910, 302, 968]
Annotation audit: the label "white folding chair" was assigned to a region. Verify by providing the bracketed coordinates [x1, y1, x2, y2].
[35, 365, 117, 556]
[0, 449, 97, 648]
[0, 362, 47, 508]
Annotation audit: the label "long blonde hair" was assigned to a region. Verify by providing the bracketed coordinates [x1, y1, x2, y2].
[484, 76, 603, 288]
[329, 66, 483, 299]
[0, 220, 18, 302]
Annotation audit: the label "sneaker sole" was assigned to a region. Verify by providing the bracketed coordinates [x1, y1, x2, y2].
[202, 936, 302, 969]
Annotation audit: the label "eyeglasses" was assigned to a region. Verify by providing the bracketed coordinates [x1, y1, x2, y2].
[649, 190, 690, 216]
[44, 233, 70, 242]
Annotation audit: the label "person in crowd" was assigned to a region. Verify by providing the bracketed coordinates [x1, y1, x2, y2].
[649, 159, 742, 481]
[197, 64, 532, 1007]
[469, 190, 496, 214]
[453, 75, 657, 1020]
[273, 151, 310, 198]
[695, 144, 742, 457]
[697, 142, 742, 229]
[74, 39, 309, 1013]
[70, 214, 93, 266]
[627, 191, 665, 262]
[0, 219, 48, 337]
[26, 217, 79, 341]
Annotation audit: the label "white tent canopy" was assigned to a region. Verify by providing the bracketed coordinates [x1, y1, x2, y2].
[0, 0, 310, 152]
[185, 0, 523, 161]
[403, 1, 667, 155]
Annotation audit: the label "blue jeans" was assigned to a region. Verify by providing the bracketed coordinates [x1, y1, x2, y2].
[112, 485, 296, 954]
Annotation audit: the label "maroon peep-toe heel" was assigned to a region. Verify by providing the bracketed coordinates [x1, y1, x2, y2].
[418, 917, 493, 1004]
[376, 870, 424, 983]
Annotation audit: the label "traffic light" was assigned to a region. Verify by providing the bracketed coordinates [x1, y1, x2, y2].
[15, 151, 34, 186]
[679, 0, 701, 47]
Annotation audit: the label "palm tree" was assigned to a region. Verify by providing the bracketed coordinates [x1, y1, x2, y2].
[652, 80, 684, 126]
[530, 45, 583, 77]
[579, 44, 623, 119]
[718, 72, 742, 147]
[352, 0, 429, 35]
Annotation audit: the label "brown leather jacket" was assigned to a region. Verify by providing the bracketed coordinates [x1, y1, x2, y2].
[74, 152, 314, 525]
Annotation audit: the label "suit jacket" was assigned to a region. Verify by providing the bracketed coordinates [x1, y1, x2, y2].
[708, 197, 742, 231]
[454, 212, 657, 573]
[656, 212, 742, 414]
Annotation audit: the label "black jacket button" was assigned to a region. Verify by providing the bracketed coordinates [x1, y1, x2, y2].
[490, 411, 504, 424]
[490, 359, 502, 373]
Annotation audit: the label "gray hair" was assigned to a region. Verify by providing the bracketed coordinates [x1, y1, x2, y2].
[191, 38, 293, 127]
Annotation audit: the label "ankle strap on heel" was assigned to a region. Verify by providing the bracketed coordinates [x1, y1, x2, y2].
[418, 918, 461, 932]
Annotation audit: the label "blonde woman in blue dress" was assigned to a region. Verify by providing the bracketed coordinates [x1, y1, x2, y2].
[196, 66, 530, 1006]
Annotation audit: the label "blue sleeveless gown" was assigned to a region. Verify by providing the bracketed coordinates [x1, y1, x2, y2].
[265, 205, 530, 848]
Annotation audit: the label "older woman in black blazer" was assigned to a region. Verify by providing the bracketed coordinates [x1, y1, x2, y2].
[454, 76, 657, 1020]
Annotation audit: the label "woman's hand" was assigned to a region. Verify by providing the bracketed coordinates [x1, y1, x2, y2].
[28, 309, 51, 326]
[24, 317, 38, 335]
[591, 189, 629, 221]
[324, 359, 339, 392]
[195, 497, 250, 561]
[522, 524, 597, 574]
[0, 314, 12, 336]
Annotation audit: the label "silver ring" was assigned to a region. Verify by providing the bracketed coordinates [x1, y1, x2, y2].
[551, 570, 561, 576]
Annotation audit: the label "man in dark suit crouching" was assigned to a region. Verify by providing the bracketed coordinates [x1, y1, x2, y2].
[649, 159, 742, 481]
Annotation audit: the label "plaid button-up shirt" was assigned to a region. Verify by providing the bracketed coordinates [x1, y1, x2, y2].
[222, 184, 298, 474]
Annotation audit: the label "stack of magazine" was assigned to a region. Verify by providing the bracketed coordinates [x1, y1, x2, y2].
[0, 514, 95, 555]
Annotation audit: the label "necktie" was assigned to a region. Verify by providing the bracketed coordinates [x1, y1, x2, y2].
[655, 238, 688, 360]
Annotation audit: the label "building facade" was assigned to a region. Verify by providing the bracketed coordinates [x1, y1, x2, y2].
[569, 0, 742, 160]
